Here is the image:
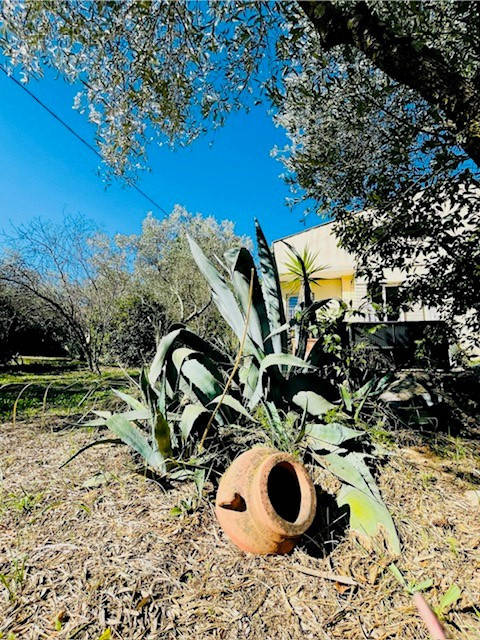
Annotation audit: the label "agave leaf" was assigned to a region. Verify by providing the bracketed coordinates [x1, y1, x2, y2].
[59, 438, 122, 468]
[157, 365, 167, 416]
[140, 367, 159, 415]
[337, 484, 401, 555]
[208, 393, 257, 422]
[306, 422, 364, 450]
[320, 451, 378, 499]
[121, 408, 151, 421]
[316, 451, 400, 554]
[106, 414, 166, 472]
[149, 329, 181, 387]
[255, 219, 287, 354]
[82, 409, 114, 427]
[239, 359, 260, 402]
[264, 321, 291, 341]
[172, 348, 224, 402]
[179, 403, 207, 442]
[224, 245, 271, 354]
[339, 384, 353, 413]
[187, 234, 261, 359]
[82, 416, 110, 427]
[152, 409, 172, 458]
[292, 390, 335, 417]
[257, 353, 316, 374]
[149, 327, 226, 387]
[248, 353, 315, 409]
[92, 410, 112, 419]
[112, 388, 144, 411]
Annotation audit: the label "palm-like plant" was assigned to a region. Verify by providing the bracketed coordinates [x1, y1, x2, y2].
[69, 220, 400, 555]
[282, 244, 328, 302]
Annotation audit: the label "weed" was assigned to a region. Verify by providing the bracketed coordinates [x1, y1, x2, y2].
[434, 583, 462, 620]
[1, 490, 43, 517]
[446, 536, 460, 556]
[0, 557, 27, 601]
[420, 473, 437, 489]
[388, 563, 433, 595]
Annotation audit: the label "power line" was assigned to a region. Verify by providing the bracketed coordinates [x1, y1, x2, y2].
[0, 64, 169, 215]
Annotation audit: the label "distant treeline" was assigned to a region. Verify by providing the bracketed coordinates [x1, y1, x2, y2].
[0, 207, 249, 370]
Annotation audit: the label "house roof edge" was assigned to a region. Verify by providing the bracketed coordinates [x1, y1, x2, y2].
[272, 218, 335, 244]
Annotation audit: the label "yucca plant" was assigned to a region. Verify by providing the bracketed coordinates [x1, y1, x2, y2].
[282, 244, 327, 297]
[70, 220, 400, 554]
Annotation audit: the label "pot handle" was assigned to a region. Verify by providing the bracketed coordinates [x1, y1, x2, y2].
[218, 492, 247, 512]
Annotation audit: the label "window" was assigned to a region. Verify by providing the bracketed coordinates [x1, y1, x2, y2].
[370, 284, 402, 321]
[287, 296, 299, 320]
[384, 286, 401, 321]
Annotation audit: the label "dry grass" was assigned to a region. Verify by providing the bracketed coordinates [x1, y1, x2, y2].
[1, 419, 479, 640]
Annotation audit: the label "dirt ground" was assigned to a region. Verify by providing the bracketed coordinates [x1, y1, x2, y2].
[1, 419, 479, 640]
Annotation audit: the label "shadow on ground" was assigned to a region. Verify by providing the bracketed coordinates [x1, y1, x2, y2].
[301, 487, 350, 559]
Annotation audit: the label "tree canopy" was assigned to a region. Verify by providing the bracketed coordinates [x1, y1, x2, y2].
[2, 1, 479, 343]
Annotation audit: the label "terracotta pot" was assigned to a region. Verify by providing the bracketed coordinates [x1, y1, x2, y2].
[215, 447, 317, 554]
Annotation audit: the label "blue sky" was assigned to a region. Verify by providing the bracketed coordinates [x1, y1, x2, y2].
[0, 68, 321, 245]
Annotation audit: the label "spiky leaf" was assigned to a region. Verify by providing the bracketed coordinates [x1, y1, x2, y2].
[187, 234, 261, 359]
[149, 327, 226, 387]
[112, 389, 144, 411]
[152, 409, 172, 458]
[179, 403, 207, 442]
[172, 348, 223, 402]
[208, 393, 257, 422]
[224, 245, 271, 353]
[337, 485, 400, 555]
[316, 451, 400, 554]
[106, 414, 166, 472]
[249, 353, 315, 409]
[255, 219, 287, 354]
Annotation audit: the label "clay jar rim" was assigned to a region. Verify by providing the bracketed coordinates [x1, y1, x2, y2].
[251, 451, 316, 538]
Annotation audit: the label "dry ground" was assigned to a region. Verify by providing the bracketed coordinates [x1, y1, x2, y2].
[1, 419, 479, 640]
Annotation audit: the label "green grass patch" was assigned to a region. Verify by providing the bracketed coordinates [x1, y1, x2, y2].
[0, 358, 139, 421]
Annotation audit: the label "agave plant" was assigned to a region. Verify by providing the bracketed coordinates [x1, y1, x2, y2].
[70, 220, 400, 554]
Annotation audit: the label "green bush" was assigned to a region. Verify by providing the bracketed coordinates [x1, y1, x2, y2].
[105, 294, 166, 367]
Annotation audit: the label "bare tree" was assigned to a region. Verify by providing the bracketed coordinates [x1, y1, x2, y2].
[0, 214, 130, 371]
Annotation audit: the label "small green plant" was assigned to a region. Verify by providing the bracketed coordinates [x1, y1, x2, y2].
[1, 490, 43, 517]
[256, 401, 306, 454]
[170, 467, 206, 517]
[388, 563, 433, 595]
[434, 583, 462, 620]
[0, 557, 27, 602]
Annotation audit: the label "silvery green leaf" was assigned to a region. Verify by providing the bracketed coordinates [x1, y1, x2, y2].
[292, 390, 335, 417]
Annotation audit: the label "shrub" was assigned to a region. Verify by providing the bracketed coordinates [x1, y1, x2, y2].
[105, 294, 166, 367]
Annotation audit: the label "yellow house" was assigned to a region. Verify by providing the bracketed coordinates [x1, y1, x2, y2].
[272, 220, 439, 323]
